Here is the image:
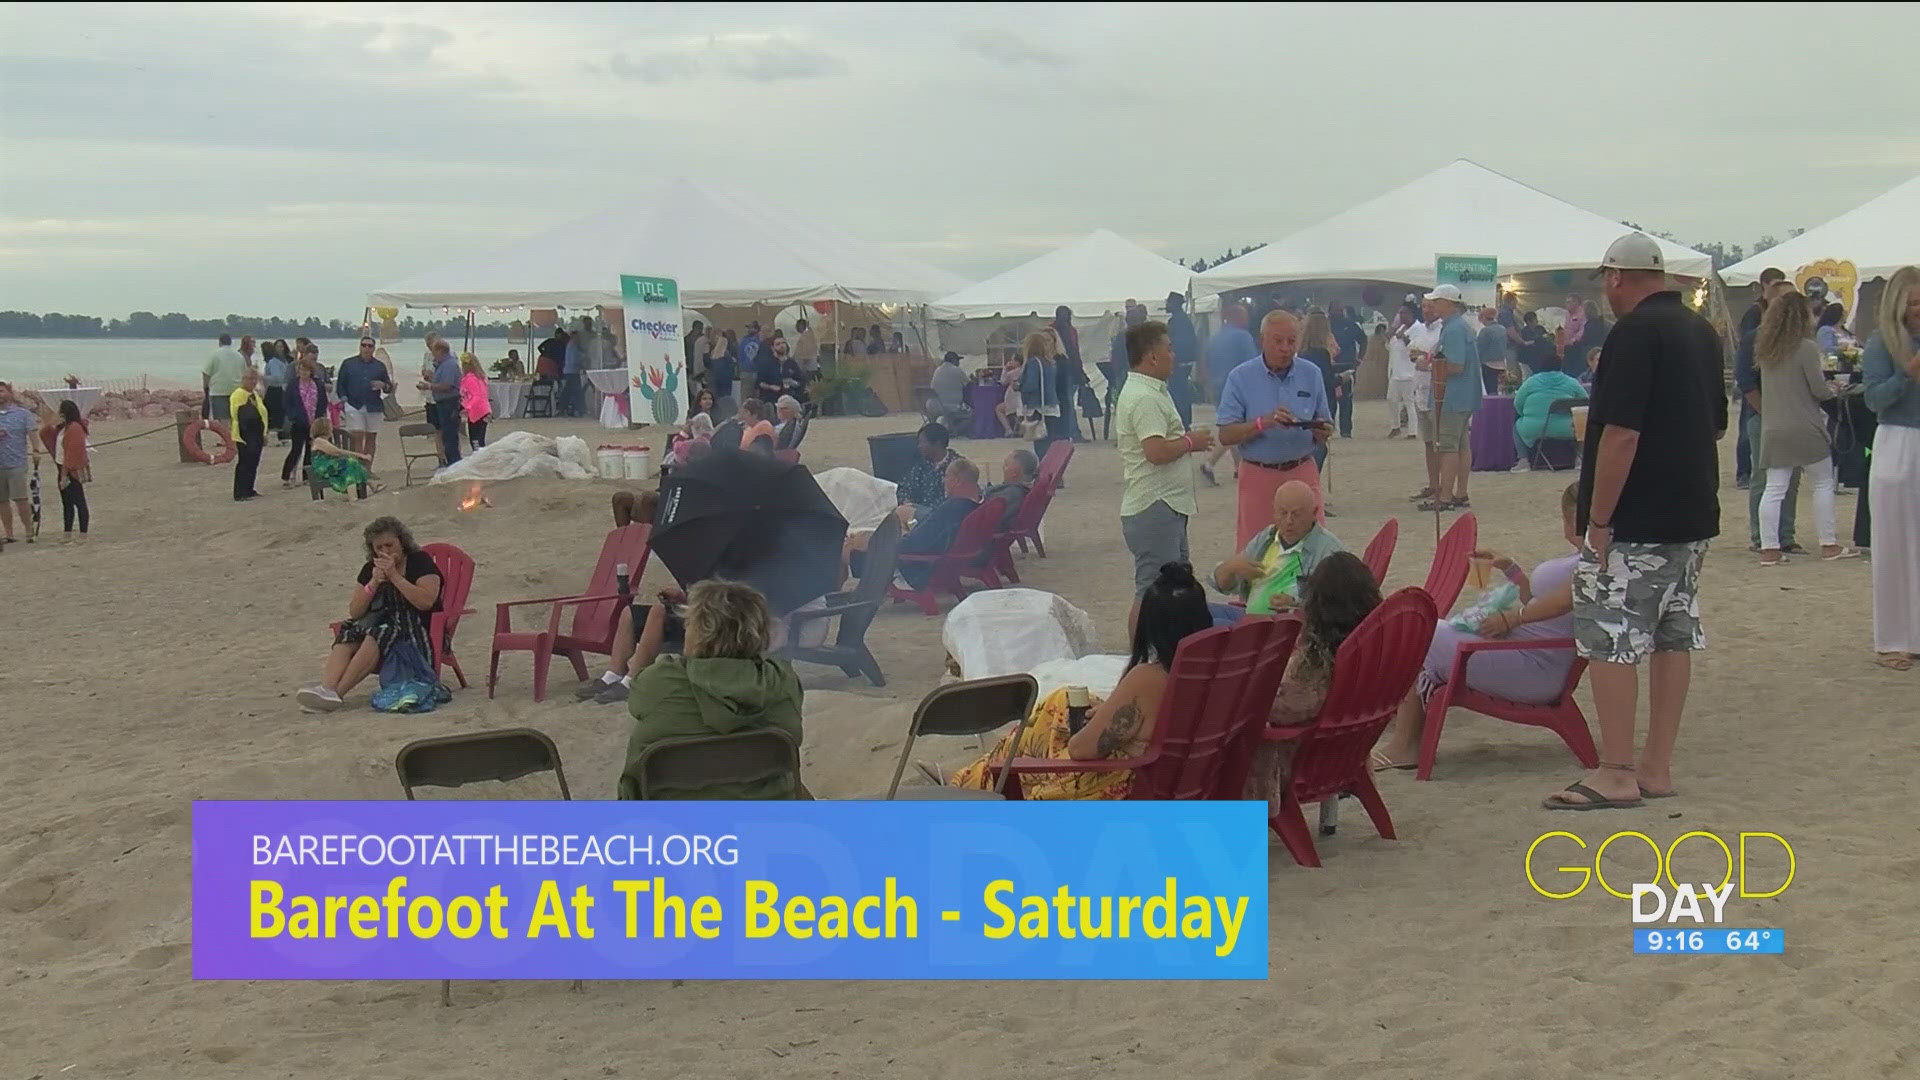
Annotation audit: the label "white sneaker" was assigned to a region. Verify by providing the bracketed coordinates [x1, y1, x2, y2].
[1509, 461, 1532, 473]
[296, 686, 343, 713]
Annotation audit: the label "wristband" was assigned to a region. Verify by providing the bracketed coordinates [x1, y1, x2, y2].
[1254, 417, 1267, 434]
[1182, 433, 1194, 452]
[363, 583, 377, 596]
[1591, 520, 1611, 530]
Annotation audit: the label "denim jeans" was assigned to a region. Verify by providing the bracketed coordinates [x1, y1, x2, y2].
[438, 406, 463, 466]
[1745, 412, 1796, 547]
[1735, 397, 1754, 484]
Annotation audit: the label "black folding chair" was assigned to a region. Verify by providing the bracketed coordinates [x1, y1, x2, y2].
[883, 674, 1039, 799]
[392, 728, 577, 1005]
[629, 729, 807, 800]
[1531, 397, 1587, 471]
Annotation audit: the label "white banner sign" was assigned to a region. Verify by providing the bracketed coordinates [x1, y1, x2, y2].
[621, 273, 687, 426]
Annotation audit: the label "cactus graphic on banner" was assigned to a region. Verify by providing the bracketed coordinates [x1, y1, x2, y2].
[620, 273, 687, 428]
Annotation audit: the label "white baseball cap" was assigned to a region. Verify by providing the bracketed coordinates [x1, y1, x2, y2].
[1425, 283, 1464, 304]
[1596, 231, 1665, 274]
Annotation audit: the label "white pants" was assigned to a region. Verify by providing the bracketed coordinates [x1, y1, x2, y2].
[1386, 378, 1418, 431]
[1870, 424, 1920, 653]
[1760, 457, 1835, 550]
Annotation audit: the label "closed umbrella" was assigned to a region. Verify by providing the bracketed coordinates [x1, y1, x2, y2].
[653, 449, 847, 614]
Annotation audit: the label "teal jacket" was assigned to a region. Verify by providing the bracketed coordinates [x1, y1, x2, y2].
[618, 655, 804, 800]
[1513, 370, 1587, 445]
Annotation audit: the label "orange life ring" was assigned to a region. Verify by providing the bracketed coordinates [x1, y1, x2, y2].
[183, 418, 236, 465]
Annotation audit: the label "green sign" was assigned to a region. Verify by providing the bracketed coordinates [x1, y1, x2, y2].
[1434, 254, 1498, 307]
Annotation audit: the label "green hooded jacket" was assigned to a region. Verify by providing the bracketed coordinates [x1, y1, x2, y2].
[617, 655, 805, 800]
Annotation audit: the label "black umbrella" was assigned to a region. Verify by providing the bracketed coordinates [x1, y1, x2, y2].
[653, 448, 848, 614]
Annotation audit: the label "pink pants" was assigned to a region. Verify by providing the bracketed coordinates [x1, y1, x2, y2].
[1235, 456, 1324, 549]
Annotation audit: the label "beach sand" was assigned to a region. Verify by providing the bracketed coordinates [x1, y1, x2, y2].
[3, 401, 1914, 1079]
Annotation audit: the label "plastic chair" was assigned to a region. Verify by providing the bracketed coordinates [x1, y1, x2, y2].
[1416, 639, 1597, 780]
[1530, 398, 1586, 470]
[392, 727, 577, 1005]
[397, 422, 440, 486]
[888, 497, 1007, 616]
[1261, 588, 1438, 867]
[998, 617, 1299, 801]
[1360, 518, 1398, 584]
[884, 674, 1040, 799]
[1422, 513, 1478, 617]
[488, 524, 651, 701]
[1035, 439, 1074, 491]
[988, 477, 1054, 583]
[776, 514, 901, 686]
[628, 729, 805, 800]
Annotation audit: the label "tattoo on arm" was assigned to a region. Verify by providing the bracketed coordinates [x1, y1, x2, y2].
[1096, 702, 1143, 757]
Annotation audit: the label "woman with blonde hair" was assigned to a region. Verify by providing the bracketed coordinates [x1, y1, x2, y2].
[1863, 266, 1920, 668]
[1298, 308, 1343, 431]
[617, 581, 805, 798]
[458, 352, 492, 451]
[1018, 329, 1063, 465]
[1754, 289, 1854, 566]
[280, 350, 329, 487]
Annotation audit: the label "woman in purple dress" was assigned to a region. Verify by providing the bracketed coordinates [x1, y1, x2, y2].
[1371, 483, 1582, 770]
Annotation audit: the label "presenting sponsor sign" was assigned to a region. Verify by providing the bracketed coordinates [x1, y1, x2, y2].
[1435, 254, 1499, 307]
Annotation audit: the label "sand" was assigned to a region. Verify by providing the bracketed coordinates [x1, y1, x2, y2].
[3, 400, 1914, 1079]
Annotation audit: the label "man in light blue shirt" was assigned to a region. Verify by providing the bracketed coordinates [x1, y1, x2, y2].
[429, 340, 464, 467]
[1217, 310, 1332, 547]
[1427, 284, 1480, 511]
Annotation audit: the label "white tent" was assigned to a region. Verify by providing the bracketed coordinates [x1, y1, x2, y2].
[1193, 159, 1714, 295]
[367, 178, 969, 310]
[930, 229, 1198, 319]
[1721, 174, 1920, 286]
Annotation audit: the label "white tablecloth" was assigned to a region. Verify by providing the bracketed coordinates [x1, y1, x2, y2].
[36, 386, 102, 416]
[487, 380, 527, 419]
[584, 368, 631, 429]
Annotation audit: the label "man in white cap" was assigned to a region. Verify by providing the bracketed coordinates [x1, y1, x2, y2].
[1546, 232, 1726, 811]
[1420, 283, 1479, 511]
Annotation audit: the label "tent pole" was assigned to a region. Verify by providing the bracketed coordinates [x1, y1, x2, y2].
[465, 309, 475, 354]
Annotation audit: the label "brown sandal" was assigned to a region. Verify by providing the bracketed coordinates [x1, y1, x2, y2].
[1875, 653, 1913, 671]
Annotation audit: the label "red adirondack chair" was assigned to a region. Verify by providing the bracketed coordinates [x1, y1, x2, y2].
[888, 497, 1006, 616]
[419, 543, 476, 688]
[989, 476, 1056, 582]
[997, 617, 1301, 801]
[1261, 587, 1437, 867]
[1416, 638, 1597, 780]
[1035, 439, 1074, 491]
[1422, 512, 1478, 616]
[1361, 518, 1399, 584]
[487, 524, 651, 701]
[329, 542, 476, 688]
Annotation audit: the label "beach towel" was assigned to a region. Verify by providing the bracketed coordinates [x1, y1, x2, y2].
[371, 640, 452, 714]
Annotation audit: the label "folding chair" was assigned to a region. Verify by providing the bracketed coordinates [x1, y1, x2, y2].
[524, 381, 555, 418]
[882, 674, 1039, 799]
[397, 422, 440, 486]
[629, 729, 806, 800]
[1530, 397, 1586, 471]
[392, 728, 579, 1005]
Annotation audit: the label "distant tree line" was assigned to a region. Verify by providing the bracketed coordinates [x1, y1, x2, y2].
[1183, 243, 1269, 273]
[1620, 224, 1807, 271]
[0, 311, 518, 338]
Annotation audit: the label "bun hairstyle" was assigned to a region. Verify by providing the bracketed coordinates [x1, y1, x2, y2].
[1129, 562, 1214, 671]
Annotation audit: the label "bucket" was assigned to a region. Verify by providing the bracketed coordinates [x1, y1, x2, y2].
[1570, 405, 1589, 443]
[595, 445, 624, 480]
[623, 447, 651, 481]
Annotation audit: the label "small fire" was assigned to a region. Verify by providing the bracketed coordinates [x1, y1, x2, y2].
[459, 483, 491, 511]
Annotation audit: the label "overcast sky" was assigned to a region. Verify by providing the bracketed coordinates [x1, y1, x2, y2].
[3, 1, 1916, 318]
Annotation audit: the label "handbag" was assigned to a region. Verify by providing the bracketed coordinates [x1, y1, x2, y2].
[381, 394, 405, 421]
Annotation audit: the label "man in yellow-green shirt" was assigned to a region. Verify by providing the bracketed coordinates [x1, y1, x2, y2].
[1114, 320, 1214, 608]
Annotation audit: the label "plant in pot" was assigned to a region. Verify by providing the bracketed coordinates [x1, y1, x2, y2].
[815, 365, 875, 417]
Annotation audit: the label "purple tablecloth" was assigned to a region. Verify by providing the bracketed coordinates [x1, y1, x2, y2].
[1470, 394, 1517, 471]
[968, 383, 1004, 438]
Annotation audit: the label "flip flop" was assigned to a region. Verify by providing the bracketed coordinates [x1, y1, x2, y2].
[1874, 653, 1914, 671]
[1542, 782, 1644, 811]
[1370, 750, 1415, 772]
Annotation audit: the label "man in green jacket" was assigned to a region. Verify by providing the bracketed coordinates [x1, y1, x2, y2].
[618, 581, 805, 800]
[1208, 480, 1343, 624]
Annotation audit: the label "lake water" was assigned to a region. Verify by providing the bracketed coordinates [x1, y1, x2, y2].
[0, 338, 531, 390]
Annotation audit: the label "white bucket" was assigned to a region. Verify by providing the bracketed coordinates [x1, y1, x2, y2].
[623, 447, 651, 481]
[595, 446, 624, 480]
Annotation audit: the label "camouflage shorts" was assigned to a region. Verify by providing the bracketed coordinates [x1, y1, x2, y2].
[1572, 540, 1709, 664]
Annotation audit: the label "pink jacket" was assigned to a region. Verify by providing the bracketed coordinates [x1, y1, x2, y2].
[460, 372, 492, 423]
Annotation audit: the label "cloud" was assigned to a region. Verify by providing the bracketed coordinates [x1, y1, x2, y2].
[962, 31, 1071, 71]
[607, 34, 845, 85]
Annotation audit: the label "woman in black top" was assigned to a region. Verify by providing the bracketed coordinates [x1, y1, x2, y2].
[297, 516, 443, 713]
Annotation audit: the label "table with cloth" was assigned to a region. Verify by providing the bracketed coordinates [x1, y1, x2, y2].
[583, 368, 631, 429]
[1470, 394, 1517, 472]
[36, 386, 102, 418]
[967, 382, 1004, 438]
[487, 380, 527, 420]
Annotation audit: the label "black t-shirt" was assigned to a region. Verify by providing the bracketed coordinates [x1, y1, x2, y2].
[357, 549, 444, 613]
[1576, 292, 1727, 544]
